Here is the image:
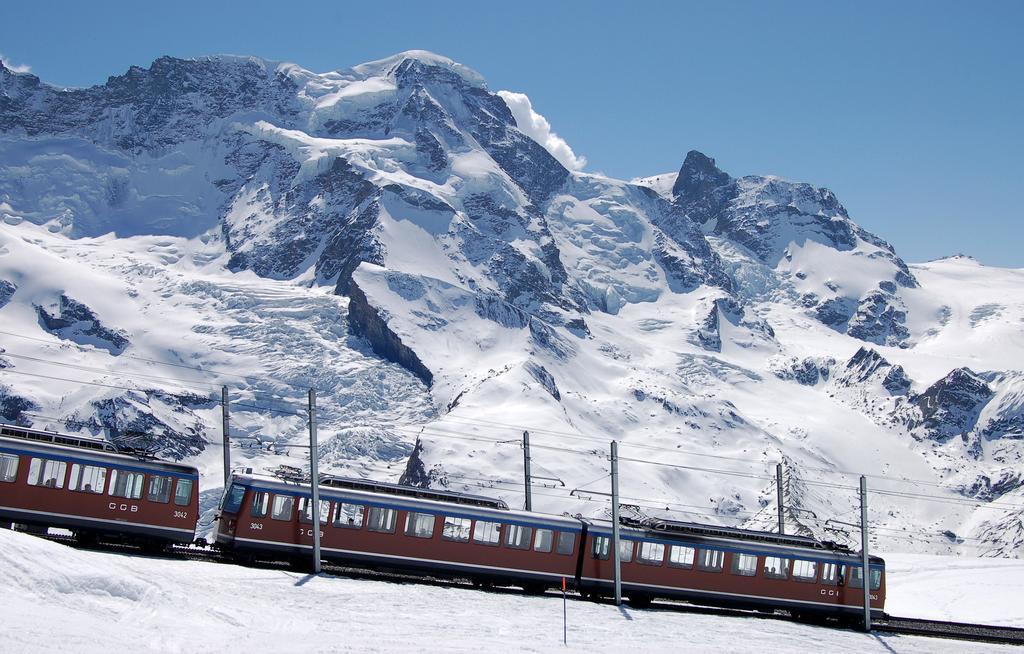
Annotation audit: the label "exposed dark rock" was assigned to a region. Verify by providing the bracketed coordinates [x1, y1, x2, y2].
[525, 362, 561, 401]
[347, 278, 434, 386]
[961, 472, 1024, 502]
[815, 296, 858, 331]
[398, 439, 430, 487]
[696, 302, 722, 352]
[910, 368, 994, 441]
[847, 290, 910, 347]
[36, 294, 130, 355]
[528, 319, 575, 359]
[565, 317, 591, 339]
[771, 356, 836, 386]
[0, 280, 16, 309]
[0, 383, 38, 426]
[835, 347, 912, 395]
[672, 150, 731, 200]
[473, 293, 530, 329]
[693, 296, 774, 352]
[882, 366, 913, 395]
[1, 55, 301, 151]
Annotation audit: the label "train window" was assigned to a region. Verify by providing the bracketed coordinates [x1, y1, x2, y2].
[222, 485, 246, 514]
[849, 567, 880, 589]
[731, 553, 757, 576]
[697, 549, 724, 572]
[505, 524, 532, 550]
[28, 458, 67, 489]
[367, 507, 397, 533]
[0, 453, 19, 482]
[820, 563, 845, 586]
[591, 536, 610, 560]
[334, 503, 364, 528]
[763, 556, 790, 580]
[174, 479, 193, 506]
[271, 494, 295, 521]
[668, 545, 695, 568]
[849, 567, 863, 588]
[636, 541, 665, 566]
[109, 470, 144, 499]
[556, 531, 576, 555]
[299, 498, 330, 524]
[405, 512, 435, 538]
[533, 529, 554, 553]
[147, 475, 173, 503]
[69, 464, 107, 494]
[619, 540, 634, 563]
[473, 520, 501, 545]
[443, 516, 472, 542]
[792, 560, 817, 582]
[251, 492, 270, 518]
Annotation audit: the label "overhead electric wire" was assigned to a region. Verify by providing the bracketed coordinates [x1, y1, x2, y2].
[437, 414, 768, 467]
[0, 353, 310, 416]
[0, 328, 311, 391]
[1, 351, 223, 394]
[616, 455, 774, 481]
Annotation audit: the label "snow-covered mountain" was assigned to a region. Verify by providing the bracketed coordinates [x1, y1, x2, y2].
[1, 51, 1022, 556]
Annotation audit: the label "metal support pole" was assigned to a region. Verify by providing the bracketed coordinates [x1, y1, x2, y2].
[611, 440, 622, 606]
[776, 462, 785, 535]
[309, 389, 321, 575]
[860, 475, 871, 632]
[523, 430, 532, 512]
[221, 386, 231, 488]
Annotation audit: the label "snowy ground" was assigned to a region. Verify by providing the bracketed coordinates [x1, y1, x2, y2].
[884, 553, 1024, 627]
[2, 529, 1020, 653]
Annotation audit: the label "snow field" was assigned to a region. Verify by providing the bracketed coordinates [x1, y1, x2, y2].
[1, 529, 1020, 653]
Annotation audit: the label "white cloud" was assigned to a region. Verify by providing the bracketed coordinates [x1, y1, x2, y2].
[497, 90, 587, 171]
[0, 53, 32, 74]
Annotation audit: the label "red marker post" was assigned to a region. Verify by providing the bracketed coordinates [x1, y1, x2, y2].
[562, 577, 567, 645]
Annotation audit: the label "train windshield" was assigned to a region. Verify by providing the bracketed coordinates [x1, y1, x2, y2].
[221, 484, 246, 514]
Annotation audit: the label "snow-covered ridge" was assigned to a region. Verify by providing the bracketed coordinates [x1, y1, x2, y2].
[1, 51, 1023, 557]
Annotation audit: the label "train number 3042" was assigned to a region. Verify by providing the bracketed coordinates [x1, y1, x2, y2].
[174, 511, 188, 519]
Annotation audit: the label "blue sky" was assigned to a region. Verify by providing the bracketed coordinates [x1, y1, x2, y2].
[2, 1, 1021, 266]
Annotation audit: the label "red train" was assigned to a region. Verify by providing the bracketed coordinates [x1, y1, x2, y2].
[0, 423, 885, 622]
[0, 424, 200, 547]
[216, 468, 886, 621]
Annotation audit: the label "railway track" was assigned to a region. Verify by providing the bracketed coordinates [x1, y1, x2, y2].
[30, 530, 1024, 647]
[874, 616, 1024, 646]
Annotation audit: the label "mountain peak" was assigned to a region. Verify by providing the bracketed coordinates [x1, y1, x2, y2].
[351, 50, 486, 88]
[672, 150, 731, 199]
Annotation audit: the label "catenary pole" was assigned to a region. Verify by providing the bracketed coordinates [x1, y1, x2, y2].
[860, 475, 871, 632]
[523, 430, 532, 512]
[221, 386, 231, 488]
[776, 462, 785, 535]
[611, 440, 622, 606]
[309, 389, 321, 574]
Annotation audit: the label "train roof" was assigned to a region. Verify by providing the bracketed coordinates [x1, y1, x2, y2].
[248, 466, 509, 510]
[628, 516, 835, 550]
[0, 423, 197, 473]
[234, 470, 584, 528]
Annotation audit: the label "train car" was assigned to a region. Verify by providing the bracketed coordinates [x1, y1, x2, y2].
[579, 517, 885, 621]
[216, 468, 884, 621]
[216, 469, 581, 589]
[0, 423, 200, 547]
